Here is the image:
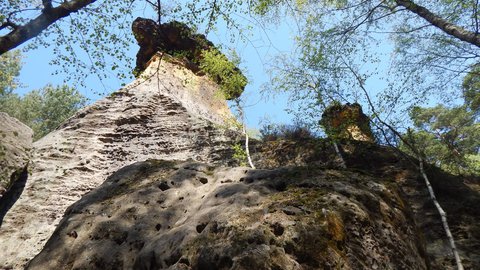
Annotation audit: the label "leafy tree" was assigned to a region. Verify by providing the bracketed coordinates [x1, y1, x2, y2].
[0, 85, 87, 140]
[200, 48, 247, 100]
[404, 105, 480, 175]
[462, 65, 480, 112]
[0, 50, 22, 96]
[254, 0, 480, 125]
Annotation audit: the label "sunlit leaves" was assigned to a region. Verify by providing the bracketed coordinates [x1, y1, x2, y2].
[406, 104, 480, 175]
[2, 0, 258, 95]
[255, 0, 480, 140]
[462, 64, 480, 112]
[0, 50, 21, 96]
[0, 84, 87, 140]
[200, 48, 247, 100]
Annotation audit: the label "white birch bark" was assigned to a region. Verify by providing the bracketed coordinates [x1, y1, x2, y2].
[419, 159, 463, 270]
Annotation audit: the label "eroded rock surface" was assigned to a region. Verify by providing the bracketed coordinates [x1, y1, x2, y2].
[27, 159, 426, 270]
[255, 139, 480, 269]
[27, 141, 480, 269]
[132, 18, 246, 100]
[0, 112, 32, 198]
[0, 58, 240, 269]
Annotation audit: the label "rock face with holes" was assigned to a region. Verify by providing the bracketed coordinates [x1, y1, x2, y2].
[1, 35, 479, 270]
[26, 159, 425, 270]
[26, 140, 480, 270]
[0, 56, 240, 269]
[0, 112, 33, 198]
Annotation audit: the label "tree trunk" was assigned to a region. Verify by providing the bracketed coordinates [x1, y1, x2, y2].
[0, 0, 97, 55]
[395, 0, 480, 48]
[419, 159, 464, 270]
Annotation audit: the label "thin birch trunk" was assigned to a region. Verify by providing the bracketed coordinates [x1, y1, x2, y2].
[235, 99, 255, 169]
[243, 124, 255, 169]
[348, 59, 463, 270]
[333, 141, 347, 169]
[419, 159, 463, 270]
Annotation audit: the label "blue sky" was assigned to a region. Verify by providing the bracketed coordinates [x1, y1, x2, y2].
[13, 2, 405, 132]
[10, 1, 470, 136]
[15, 7, 300, 131]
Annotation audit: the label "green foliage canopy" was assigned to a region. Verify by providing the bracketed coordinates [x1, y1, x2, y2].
[0, 51, 22, 96]
[0, 85, 87, 141]
[199, 48, 247, 100]
[462, 65, 480, 112]
[255, 0, 480, 123]
[405, 105, 480, 175]
[0, 0, 254, 91]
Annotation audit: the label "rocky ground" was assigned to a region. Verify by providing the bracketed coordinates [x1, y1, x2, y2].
[25, 140, 480, 270]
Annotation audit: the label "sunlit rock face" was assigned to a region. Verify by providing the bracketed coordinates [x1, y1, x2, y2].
[1, 28, 479, 270]
[320, 103, 375, 142]
[0, 112, 32, 198]
[26, 159, 427, 270]
[132, 17, 246, 100]
[25, 140, 480, 270]
[0, 57, 240, 269]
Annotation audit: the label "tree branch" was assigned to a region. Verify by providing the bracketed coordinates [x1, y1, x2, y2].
[0, 0, 97, 55]
[395, 0, 480, 48]
[42, 0, 53, 11]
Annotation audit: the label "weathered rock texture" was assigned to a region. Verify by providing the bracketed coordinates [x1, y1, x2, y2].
[26, 159, 424, 270]
[255, 139, 480, 269]
[132, 17, 246, 100]
[0, 112, 33, 198]
[320, 103, 375, 142]
[132, 18, 213, 76]
[26, 141, 480, 269]
[0, 57, 240, 269]
[1, 43, 478, 270]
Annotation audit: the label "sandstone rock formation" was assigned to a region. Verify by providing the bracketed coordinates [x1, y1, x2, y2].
[256, 139, 480, 269]
[0, 112, 33, 198]
[0, 112, 33, 233]
[0, 56, 240, 269]
[132, 17, 247, 100]
[26, 159, 425, 270]
[320, 102, 375, 142]
[132, 18, 213, 76]
[1, 20, 479, 270]
[26, 140, 480, 270]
